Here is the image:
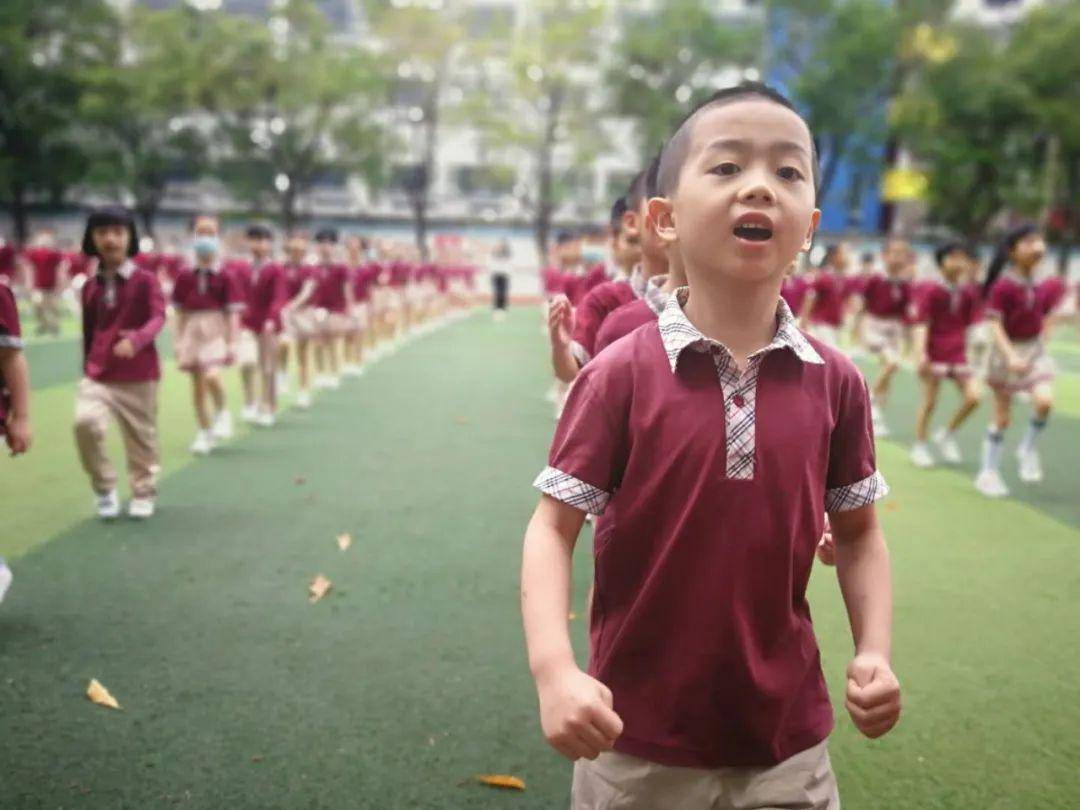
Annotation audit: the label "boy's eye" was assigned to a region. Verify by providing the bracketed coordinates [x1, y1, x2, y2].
[777, 166, 804, 181]
[711, 162, 740, 176]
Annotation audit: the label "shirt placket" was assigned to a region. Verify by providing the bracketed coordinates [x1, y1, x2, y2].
[702, 342, 763, 481]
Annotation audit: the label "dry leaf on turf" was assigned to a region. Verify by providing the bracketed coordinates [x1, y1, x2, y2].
[568, 612, 579, 621]
[86, 678, 121, 710]
[308, 574, 332, 603]
[475, 775, 526, 791]
[294, 476, 307, 486]
[455, 416, 469, 425]
[336, 533, 352, 551]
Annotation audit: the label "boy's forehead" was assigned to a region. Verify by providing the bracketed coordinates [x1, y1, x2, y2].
[689, 99, 812, 157]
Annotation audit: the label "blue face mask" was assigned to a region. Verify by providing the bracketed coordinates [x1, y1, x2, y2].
[193, 235, 219, 258]
[581, 246, 606, 266]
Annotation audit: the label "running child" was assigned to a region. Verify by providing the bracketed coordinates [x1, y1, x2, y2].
[73, 206, 166, 520]
[21, 230, 70, 336]
[222, 249, 259, 424]
[240, 224, 288, 426]
[909, 242, 983, 468]
[524, 83, 898, 809]
[852, 239, 914, 437]
[799, 242, 851, 347]
[0, 275, 27, 601]
[311, 228, 352, 389]
[280, 231, 319, 409]
[173, 214, 242, 455]
[343, 235, 371, 374]
[976, 224, 1060, 498]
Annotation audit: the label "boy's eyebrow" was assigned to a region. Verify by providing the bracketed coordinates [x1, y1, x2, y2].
[702, 138, 811, 158]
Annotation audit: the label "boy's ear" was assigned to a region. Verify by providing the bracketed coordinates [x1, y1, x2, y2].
[648, 197, 677, 246]
[801, 209, 822, 253]
[621, 209, 640, 238]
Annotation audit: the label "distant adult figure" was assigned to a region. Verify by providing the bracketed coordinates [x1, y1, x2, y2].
[491, 239, 511, 320]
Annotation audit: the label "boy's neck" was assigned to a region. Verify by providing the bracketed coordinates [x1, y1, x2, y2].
[100, 259, 124, 275]
[641, 252, 667, 280]
[682, 271, 783, 367]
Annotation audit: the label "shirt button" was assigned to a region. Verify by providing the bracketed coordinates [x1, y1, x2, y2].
[732, 394, 745, 408]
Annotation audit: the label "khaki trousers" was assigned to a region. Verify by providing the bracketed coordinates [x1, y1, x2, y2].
[73, 378, 160, 499]
[572, 739, 839, 810]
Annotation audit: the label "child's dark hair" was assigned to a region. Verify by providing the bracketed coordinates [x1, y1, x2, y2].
[581, 223, 605, 239]
[314, 228, 339, 244]
[983, 223, 1038, 294]
[819, 244, 840, 269]
[934, 241, 978, 268]
[246, 223, 273, 240]
[609, 197, 628, 233]
[645, 153, 662, 199]
[860, 251, 874, 264]
[657, 81, 819, 202]
[554, 230, 577, 246]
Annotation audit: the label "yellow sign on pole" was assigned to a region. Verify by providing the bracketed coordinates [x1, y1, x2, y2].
[882, 167, 928, 202]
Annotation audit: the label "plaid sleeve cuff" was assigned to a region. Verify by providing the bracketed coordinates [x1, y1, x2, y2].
[570, 340, 591, 367]
[825, 470, 889, 513]
[0, 335, 23, 349]
[533, 466, 611, 515]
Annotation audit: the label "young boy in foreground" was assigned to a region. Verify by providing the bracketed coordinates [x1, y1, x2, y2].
[522, 83, 900, 809]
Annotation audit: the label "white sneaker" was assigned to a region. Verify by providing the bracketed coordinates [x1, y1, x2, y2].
[276, 372, 290, 395]
[241, 405, 259, 423]
[975, 468, 1010, 498]
[1017, 448, 1043, 483]
[256, 411, 276, 427]
[296, 390, 312, 410]
[314, 375, 333, 390]
[0, 558, 13, 604]
[873, 415, 890, 438]
[933, 428, 963, 464]
[325, 375, 341, 390]
[212, 410, 233, 441]
[910, 442, 935, 468]
[342, 364, 363, 378]
[96, 489, 121, 519]
[190, 430, 214, 456]
[128, 498, 155, 519]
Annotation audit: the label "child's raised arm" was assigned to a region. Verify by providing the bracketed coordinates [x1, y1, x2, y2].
[522, 494, 623, 761]
[830, 503, 901, 740]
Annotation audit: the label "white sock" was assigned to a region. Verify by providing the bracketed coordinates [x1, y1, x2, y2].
[1018, 418, 1048, 456]
[981, 428, 1004, 472]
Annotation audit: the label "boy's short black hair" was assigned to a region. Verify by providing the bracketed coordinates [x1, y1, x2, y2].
[82, 205, 139, 258]
[935, 241, 978, 267]
[314, 228, 339, 244]
[626, 168, 649, 212]
[645, 154, 662, 199]
[860, 251, 875, 264]
[819, 244, 839, 269]
[554, 230, 577, 246]
[246, 223, 273, 240]
[581, 223, 605, 239]
[609, 197, 628, 233]
[657, 81, 819, 202]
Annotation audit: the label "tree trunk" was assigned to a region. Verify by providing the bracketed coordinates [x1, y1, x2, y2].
[7, 182, 29, 245]
[1058, 151, 1078, 276]
[816, 132, 849, 211]
[136, 198, 158, 242]
[412, 85, 440, 263]
[280, 184, 298, 232]
[535, 85, 564, 266]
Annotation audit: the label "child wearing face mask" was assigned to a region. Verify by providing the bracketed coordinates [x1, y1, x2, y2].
[975, 224, 1061, 498]
[173, 213, 242, 456]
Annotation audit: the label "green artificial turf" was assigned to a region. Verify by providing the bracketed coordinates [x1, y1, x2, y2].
[0, 307, 1078, 808]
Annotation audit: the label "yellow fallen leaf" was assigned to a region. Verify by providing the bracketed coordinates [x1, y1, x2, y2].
[475, 775, 526, 791]
[337, 533, 352, 551]
[86, 678, 121, 710]
[568, 612, 579, 621]
[308, 574, 332, 604]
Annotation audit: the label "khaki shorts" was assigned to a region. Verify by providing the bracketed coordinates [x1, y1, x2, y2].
[572, 739, 839, 810]
[861, 315, 905, 364]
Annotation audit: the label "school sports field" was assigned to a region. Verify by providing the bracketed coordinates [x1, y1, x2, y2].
[1, 307, 1078, 808]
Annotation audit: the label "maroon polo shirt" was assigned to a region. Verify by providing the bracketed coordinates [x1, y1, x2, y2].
[570, 279, 638, 365]
[985, 271, 1061, 341]
[82, 262, 166, 383]
[808, 269, 847, 327]
[535, 290, 887, 768]
[593, 277, 670, 356]
[242, 262, 288, 333]
[24, 246, 64, 291]
[916, 281, 980, 365]
[780, 275, 809, 316]
[861, 274, 911, 320]
[0, 280, 22, 428]
[172, 266, 242, 313]
[283, 263, 315, 302]
[314, 263, 351, 313]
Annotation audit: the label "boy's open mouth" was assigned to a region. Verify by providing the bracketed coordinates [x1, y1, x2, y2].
[732, 213, 774, 242]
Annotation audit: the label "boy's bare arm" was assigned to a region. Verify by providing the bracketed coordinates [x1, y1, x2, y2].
[0, 347, 31, 455]
[547, 296, 580, 384]
[830, 503, 901, 740]
[522, 495, 623, 761]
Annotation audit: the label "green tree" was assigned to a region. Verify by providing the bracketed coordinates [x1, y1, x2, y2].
[1009, 1, 1080, 269]
[365, 0, 467, 260]
[214, 0, 389, 230]
[892, 23, 1036, 238]
[0, 0, 116, 242]
[607, 0, 760, 161]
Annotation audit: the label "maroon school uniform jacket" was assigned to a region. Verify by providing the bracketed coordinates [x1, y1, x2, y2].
[81, 262, 166, 383]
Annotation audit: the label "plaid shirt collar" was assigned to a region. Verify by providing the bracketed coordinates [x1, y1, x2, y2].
[658, 286, 823, 374]
[644, 275, 669, 315]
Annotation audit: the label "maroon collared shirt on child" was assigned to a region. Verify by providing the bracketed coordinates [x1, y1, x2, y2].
[81, 263, 166, 382]
[535, 291, 887, 768]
